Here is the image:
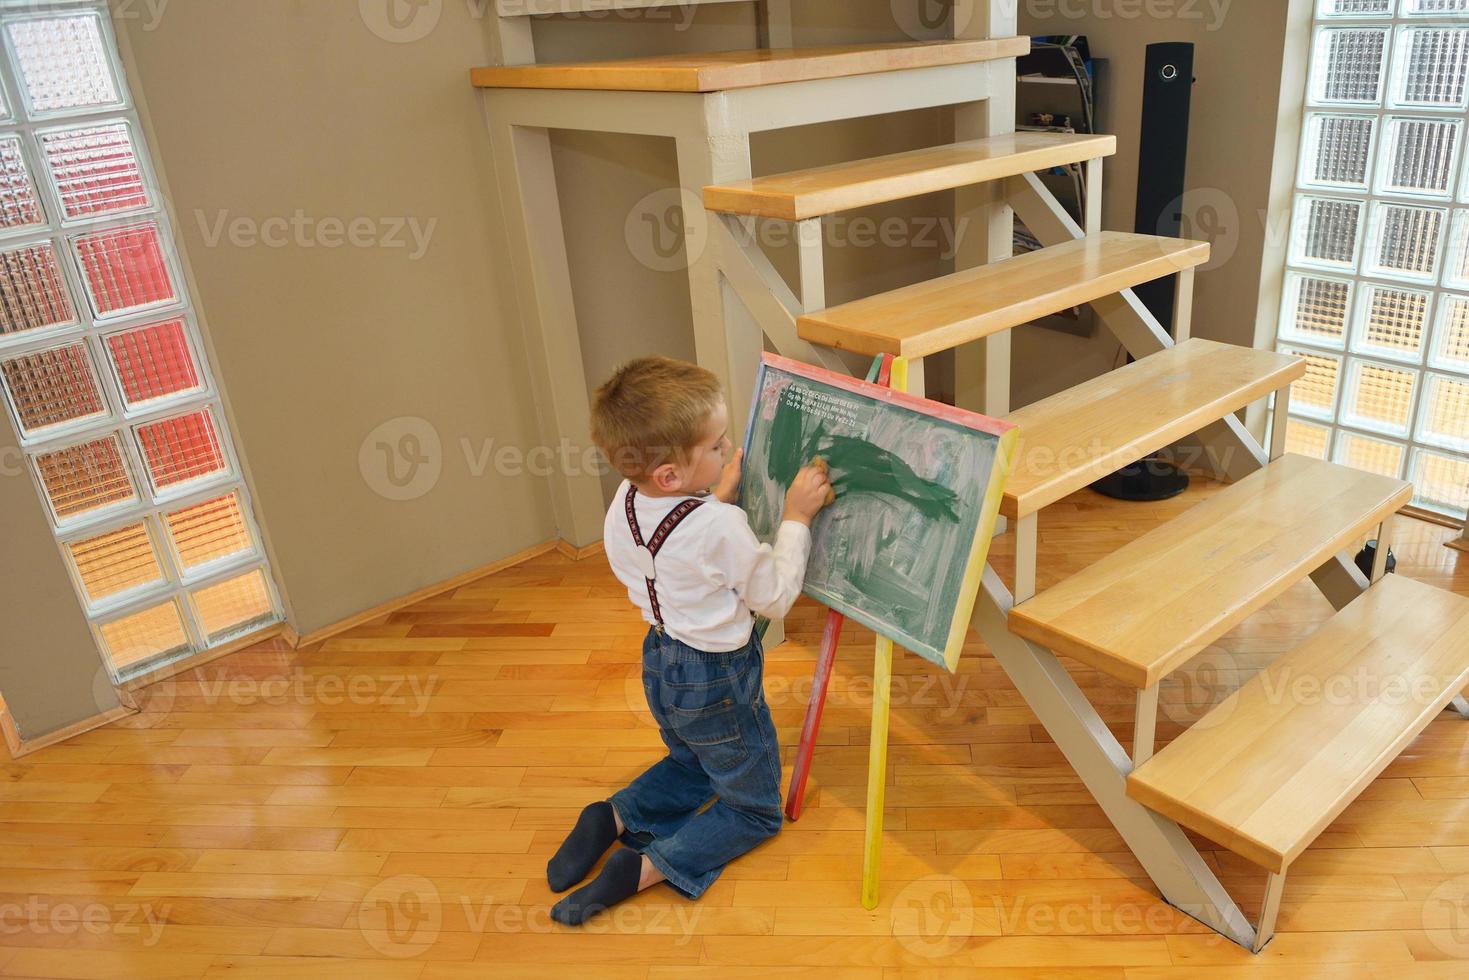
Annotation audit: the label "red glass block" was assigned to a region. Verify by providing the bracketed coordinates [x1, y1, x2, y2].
[105, 319, 201, 408]
[73, 222, 176, 318]
[136, 409, 226, 492]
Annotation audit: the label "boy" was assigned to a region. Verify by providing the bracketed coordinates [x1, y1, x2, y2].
[547, 355, 833, 926]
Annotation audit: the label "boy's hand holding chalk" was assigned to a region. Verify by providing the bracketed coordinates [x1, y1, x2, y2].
[783, 458, 835, 526]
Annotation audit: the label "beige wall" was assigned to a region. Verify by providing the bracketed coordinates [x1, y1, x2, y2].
[115, 1, 560, 637]
[0, 414, 123, 741]
[1013, 1, 1294, 408]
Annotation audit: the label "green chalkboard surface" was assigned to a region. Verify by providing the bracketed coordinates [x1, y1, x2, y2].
[740, 354, 1018, 671]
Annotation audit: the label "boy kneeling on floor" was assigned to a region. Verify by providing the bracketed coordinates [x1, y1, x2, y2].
[547, 356, 833, 925]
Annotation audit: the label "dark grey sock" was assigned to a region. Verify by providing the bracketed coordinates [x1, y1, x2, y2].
[547, 800, 619, 893]
[550, 848, 643, 926]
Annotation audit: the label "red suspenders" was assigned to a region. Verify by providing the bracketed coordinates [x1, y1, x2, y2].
[624, 485, 704, 632]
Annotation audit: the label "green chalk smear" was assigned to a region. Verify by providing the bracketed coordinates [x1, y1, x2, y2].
[766, 391, 960, 523]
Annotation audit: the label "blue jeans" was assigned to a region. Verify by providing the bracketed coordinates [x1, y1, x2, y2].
[609, 627, 783, 899]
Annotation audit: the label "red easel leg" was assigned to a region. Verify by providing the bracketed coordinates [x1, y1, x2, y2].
[783, 609, 844, 821]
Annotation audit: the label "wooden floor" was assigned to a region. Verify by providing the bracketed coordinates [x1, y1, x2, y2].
[3, 477, 1469, 978]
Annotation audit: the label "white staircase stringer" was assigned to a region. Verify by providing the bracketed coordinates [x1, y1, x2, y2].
[972, 565, 1258, 950]
[712, 213, 859, 377]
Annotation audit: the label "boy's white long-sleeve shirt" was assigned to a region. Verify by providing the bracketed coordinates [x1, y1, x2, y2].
[603, 479, 812, 652]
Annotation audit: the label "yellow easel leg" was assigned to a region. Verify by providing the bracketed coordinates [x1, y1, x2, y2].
[861, 634, 894, 910]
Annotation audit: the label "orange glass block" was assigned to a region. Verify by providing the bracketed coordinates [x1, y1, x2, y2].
[1285, 418, 1332, 459]
[1336, 432, 1405, 479]
[1412, 449, 1469, 515]
[98, 600, 189, 673]
[66, 521, 162, 606]
[1283, 348, 1341, 416]
[165, 492, 253, 573]
[1422, 373, 1469, 450]
[190, 569, 273, 642]
[1347, 361, 1417, 433]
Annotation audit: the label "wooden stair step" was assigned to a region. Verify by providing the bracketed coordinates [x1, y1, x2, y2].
[1127, 574, 1469, 873]
[1000, 339, 1306, 520]
[471, 38, 1030, 92]
[703, 132, 1116, 220]
[797, 231, 1209, 359]
[1007, 454, 1412, 690]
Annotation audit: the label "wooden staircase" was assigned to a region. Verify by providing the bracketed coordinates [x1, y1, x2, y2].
[796, 231, 1208, 359]
[472, 38, 1029, 91]
[472, 8, 1469, 953]
[704, 131, 1116, 219]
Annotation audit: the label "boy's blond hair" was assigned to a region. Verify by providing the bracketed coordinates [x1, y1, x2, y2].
[591, 356, 724, 482]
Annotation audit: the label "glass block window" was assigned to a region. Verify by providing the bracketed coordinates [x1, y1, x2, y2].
[1336, 430, 1407, 476]
[190, 568, 275, 644]
[1, 340, 107, 437]
[1287, 417, 1334, 458]
[0, 241, 77, 340]
[97, 600, 189, 674]
[1377, 117, 1459, 196]
[65, 521, 163, 608]
[1302, 114, 1377, 189]
[1354, 283, 1430, 359]
[73, 221, 175, 318]
[34, 433, 135, 524]
[1292, 197, 1364, 269]
[1312, 28, 1390, 103]
[0, 3, 280, 682]
[1392, 27, 1469, 108]
[39, 121, 150, 220]
[1281, 273, 1353, 346]
[1280, 6, 1469, 519]
[165, 492, 254, 574]
[5, 13, 122, 118]
[135, 408, 227, 494]
[1366, 202, 1444, 279]
[104, 318, 202, 409]
[0, 134, 43, 231]
[1322, 0, 1392, 15]
[1282, 345, 1343, 418]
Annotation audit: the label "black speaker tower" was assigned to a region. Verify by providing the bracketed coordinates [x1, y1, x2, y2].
[1092, 41, 1197, 503]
